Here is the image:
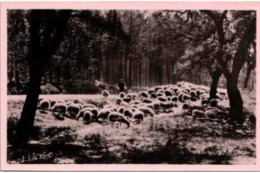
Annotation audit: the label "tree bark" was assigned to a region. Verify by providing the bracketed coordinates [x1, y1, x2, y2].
[227, 77, 244, 124]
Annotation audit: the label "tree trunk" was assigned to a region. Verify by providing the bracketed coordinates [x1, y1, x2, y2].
[227, 77, 244, 124]
[209, 69, 222, 99]
[14, 10, 70, 145]
[14, 69, 42, 144]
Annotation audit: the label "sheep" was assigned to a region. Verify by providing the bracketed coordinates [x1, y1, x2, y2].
[102, 90, 110, 98]
[119, 92, 126, 99]
[150, 93, 157, 99]
[132, 110, 145, 124]
[66, 103, 81, 119]
[123, 96, 132, 103]
[157, 96, 168, 102]
[196, 90, 203, 98]
[165, 90, 173, 97]
[171, 96, 178, 102]
[200, 93, 208, 100]
[152, 101, 161, 114]
[77, 109, 95, 124]
[172, 87, 180, 94]
[147, 88, 155, 95]
[178, 93, 187, 103]
[201, 98, 209, 107]
[119, 101, 129, 107]
[138, 91, 149, 99]
[138, 106, 155, 117]
[130, 100, 141, 105]
[38, 99, 51, 113]
[172, 103, 178, 108]
[160, 101, 174, 113]
[142, 98, 153, 104]
[123, 108, 134, 118]
[82, 110, 95, 124]
[116, 99, 122, 105]
[74, 99, 84, 105]
[108, 112, 130, 128]
[205, 108, 219, 119]
[156, 93, 164, 98]
[51, 102, 67, 120]
[190, 91, 197, 101]
[157, 89, 165, 94]
[154, 86, 163, 92]
[210, 99, 218, 107]
[182, 103, 191, 113]
[145, 103, 154, 110]
[127, 93, 137, 100]
[192, 110, 205, 119]
[97, 108, 111, 121]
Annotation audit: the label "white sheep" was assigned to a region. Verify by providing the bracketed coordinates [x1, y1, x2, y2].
[102, 90, 110, 98]
[108, 112, 130, 128]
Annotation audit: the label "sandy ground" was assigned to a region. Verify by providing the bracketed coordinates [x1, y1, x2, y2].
[7, 92, 256, 164]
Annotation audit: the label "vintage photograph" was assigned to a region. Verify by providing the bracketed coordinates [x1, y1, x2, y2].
[5, 9, 256, 165]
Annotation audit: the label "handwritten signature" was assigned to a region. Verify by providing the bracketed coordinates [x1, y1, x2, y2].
[21, 152, 54, 163]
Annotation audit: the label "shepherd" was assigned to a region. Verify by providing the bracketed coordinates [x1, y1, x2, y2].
[118, 79, 127, 93]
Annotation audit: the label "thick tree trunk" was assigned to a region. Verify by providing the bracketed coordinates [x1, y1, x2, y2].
[14, 10, 70, 145]
[209, 70, 222, 99]
[227, 78, 244, 124]
[14, 70, 42, 145]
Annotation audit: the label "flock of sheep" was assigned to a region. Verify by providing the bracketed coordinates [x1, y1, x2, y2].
[37, 81, 229, 128]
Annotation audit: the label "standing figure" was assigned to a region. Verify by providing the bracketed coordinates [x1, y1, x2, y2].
[118, 79, 127, 93]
